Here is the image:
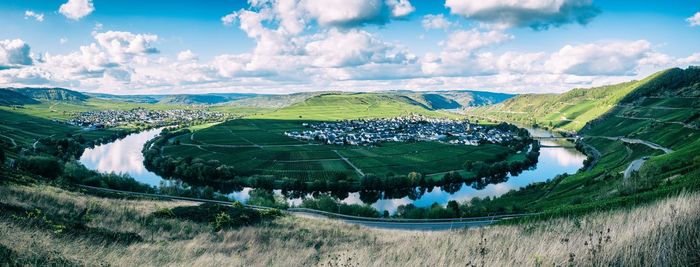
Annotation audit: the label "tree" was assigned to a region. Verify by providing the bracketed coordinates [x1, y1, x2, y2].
[447, 200, 461, 217]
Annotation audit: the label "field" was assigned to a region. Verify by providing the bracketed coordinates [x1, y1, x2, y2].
[162, 119, 517, 181]
[1, 183, 698, 266]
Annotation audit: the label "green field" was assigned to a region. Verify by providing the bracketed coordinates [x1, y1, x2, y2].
[160, 119, 518, 182]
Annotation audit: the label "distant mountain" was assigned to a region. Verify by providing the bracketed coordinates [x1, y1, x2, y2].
[401, 90, 514, 110]
[0, 89, 40, 106]
[158, 94, 233, 105]
[226, 92, 323, 108]
[86, 93, 161, 103]
[10, 87, 89, 102]
[254, 92, 450, 120]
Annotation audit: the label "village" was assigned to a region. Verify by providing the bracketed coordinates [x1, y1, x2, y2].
[285, 115, 519, 146]
[68, 107, 226, 128]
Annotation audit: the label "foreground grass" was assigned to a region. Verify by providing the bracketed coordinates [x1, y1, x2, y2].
[1, 183, 698, 266]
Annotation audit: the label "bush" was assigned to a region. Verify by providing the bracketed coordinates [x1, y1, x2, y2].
[18, 156, 62, 179]
[154, 203, 280, 230]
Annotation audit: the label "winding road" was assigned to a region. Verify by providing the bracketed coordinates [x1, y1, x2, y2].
[586, 136, 674, 179]
[0, 134, 17, 148]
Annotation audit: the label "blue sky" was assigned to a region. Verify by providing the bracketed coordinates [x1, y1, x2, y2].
[0, 0, 698, 94]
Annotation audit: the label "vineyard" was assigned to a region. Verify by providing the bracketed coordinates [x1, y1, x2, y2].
[159, 119, 518, 181]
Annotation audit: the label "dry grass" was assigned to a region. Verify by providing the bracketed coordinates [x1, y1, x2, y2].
[1, 184, 699, 266]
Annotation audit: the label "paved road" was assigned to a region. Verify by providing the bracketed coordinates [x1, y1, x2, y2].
[588, 136, 674, 180]
[78, 185, 527, 231]
[592, 136, 674, 154]
[293, 212, 495, 231]
[623, 158, 646, 180]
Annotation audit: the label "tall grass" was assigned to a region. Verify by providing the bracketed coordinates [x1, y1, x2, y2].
[1, 184, 698, 266]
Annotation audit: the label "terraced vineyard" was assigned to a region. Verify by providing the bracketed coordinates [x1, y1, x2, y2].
[160, 119, 520, 182]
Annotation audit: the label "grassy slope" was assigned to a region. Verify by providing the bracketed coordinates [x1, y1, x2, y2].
[252, 93, 458, 121]
[0, 89, 39, 105]
[0, 182, 697, 266]
[468, 70, 668, 132]
[467, 67, 700, 214]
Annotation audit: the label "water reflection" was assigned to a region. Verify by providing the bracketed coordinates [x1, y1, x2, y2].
[80, 128, 165, 187]
[80, 128, 586, 214]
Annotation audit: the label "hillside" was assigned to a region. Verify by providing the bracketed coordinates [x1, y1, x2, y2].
[466, 71, 672, 132]
[465, 67, 700, 216]
[158, 94, 231, 105]
[0, 182, 697, 266]
[87, 93, 161, 103]
[0, 89, 39, 106]
[225, 92, 323, 108]
[251, 93, 453, 120]
[9, 87, 89, 102]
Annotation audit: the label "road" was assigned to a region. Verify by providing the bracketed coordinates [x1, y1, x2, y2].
[0, 134, 17, 147]
[591, 136, 674, 154]
[623, 158, 646, 180]
[587, 136, 674, 180]
[614, 115, 698, 130]
[78, 185, 528, 231]
[293, 212, 494, 231]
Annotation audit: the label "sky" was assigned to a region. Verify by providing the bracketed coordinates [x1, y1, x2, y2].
[0, 0, 699, 95]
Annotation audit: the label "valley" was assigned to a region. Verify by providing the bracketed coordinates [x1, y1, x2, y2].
[1, 67, 699, 265]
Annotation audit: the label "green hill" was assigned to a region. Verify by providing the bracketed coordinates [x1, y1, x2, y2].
[226, 92, 321, 109]
[10, 87, 89, 102]
[466, 67, 700, 215]
[158, 94, 231, 105]
[0, 89, 39, 106]
[252, 93, 452, 120]
[466, 71, 673, 132]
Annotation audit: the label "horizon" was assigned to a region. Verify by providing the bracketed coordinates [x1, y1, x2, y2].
[1, 0, 699, 95]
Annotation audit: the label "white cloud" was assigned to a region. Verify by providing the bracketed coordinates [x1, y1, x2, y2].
[545, 40, 653, 76]
[177, 50, 198, 61]
[421, 14, 454, 30]
[0, 39, 33, 68]
[60, 37, 68, 44]
[443, 29, 513, 52]
[303, 0, 384, 27]
[386, 0, 415, 18]
[93, 31, 159, 63]
[687, 12, 700, 27]
[305, 29, 409, 68]
[302, 0, 413, 27]
[24, 10, 45, 22]
[677, 53, 700, 66]
[59, 0, 94, 20]
[445, 0, 600, 30]
[221, 12, 237, 26]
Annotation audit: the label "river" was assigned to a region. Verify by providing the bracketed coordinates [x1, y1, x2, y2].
[79, 127, 586, 213]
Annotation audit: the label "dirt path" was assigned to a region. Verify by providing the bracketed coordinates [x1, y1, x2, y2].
[333, 150, 364, 177]
[0, 134, 17, 147]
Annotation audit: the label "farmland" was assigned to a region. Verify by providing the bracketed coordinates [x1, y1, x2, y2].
[155, 119, 526, 184]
